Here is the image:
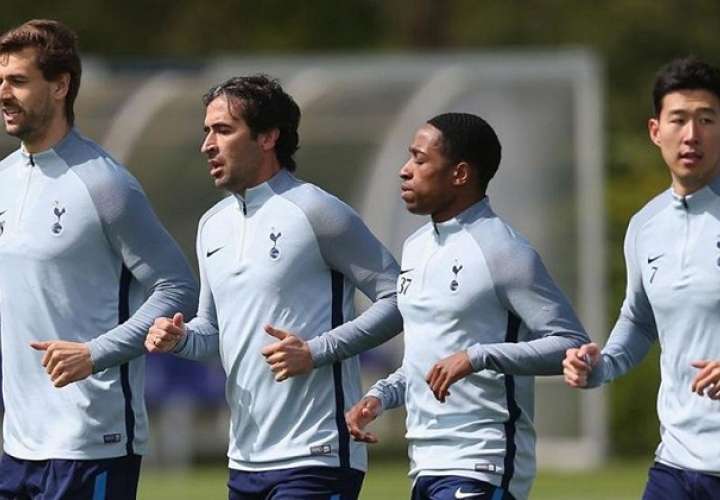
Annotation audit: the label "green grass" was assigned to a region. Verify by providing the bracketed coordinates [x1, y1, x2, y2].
[138, 458, 650, 499]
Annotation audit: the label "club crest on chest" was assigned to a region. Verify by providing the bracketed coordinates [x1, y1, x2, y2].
[51, 201, 66, 236]
[269, 228, 282, 260]
[450, 260, 463, 292]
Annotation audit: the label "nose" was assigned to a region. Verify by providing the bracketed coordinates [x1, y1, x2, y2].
[683, 119, 700, 144]
[200, 133, 216, 156]
[399, 159, 413, 180]
[0, 80, 10, 99]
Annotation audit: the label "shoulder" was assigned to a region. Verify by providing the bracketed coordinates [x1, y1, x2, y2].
[626, 189, 672, 239]
[271, 172, 359, 232]
[461, 211, 545, 290]
[464, 210, 537, 264]
[61, 131, 138, 195]
[0, 148, 22, 172]
[198, 196, 235, 232]
[403, 223, 433, 250]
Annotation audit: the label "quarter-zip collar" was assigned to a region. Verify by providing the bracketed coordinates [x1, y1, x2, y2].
[232, 169, 288, 215]
[432, 196, 492, 242]
[19, 129, 77, 169]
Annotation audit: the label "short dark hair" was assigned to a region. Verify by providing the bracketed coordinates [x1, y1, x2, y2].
[202, 75, 301, 172]
[427, 112, 502, 191]
[652, 57, 720, 116]
[0, 19, 82, 126]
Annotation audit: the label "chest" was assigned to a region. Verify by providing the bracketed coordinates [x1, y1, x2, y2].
[397, 231, 497, 324]
[639, 210, 720, 310]
[0, 167, 105, 263]
[200, 205, 327, 294]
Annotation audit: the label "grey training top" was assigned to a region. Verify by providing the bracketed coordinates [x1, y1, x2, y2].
[0, 129, 197, 459]
[367, 197, 588, 500]
[588, 177, 720, 475]
[175, 169, 402, 471]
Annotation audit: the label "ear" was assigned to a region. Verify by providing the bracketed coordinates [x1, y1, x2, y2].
[258, 128, 280, 152]
[452, 161, 471, 187]
[648, 117, 661, 147]
[51, 73, 70, 101]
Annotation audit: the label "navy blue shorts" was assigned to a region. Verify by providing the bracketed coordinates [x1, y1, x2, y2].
[411, 475, 515, 500]
[643, 462, 720, 500]
[0, 453, 141, 500]
[228, 465, 364, 500]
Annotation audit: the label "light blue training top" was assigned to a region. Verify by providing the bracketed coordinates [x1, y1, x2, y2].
[0, 129, 197, 460]
[587, 175, 720, 475]
[174, 169, 403, 472]
[367, 197, 588, 500]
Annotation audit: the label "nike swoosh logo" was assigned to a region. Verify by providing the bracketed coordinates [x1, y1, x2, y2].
[0, 210, 6, 217]
[399, 268, 414, 275]
[206, 246, 224, 258]
[454, 488, 486, 499]
[647, 254, 664, 264]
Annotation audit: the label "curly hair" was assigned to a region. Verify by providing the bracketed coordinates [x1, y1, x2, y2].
[203, 75, 301, 171]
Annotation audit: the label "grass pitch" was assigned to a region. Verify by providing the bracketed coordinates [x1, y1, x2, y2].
[138, 458, 649, 499]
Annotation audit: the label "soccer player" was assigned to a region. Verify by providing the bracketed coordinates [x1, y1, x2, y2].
[146, 75, 402, 499]
[563, 57, 720, 499]
[0, 19, 197, 499]
[344, 113, 589, 500]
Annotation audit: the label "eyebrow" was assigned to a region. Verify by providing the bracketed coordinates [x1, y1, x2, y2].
[204, 121, 232, 130]
[667, 106, 718, 115]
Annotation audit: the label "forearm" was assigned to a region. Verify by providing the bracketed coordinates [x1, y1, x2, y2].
[468, 331, 587, 376]
[88, 277, 197, 370]
[586, 315, 655, 387]
[365, 366, 406, 411]
[173, 317, 221, 361]
[307, 293, 402, 366]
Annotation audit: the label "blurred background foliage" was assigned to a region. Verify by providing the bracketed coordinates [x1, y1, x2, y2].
[4, 0, 719, 458]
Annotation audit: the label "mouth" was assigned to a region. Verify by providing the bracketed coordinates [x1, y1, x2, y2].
[207, 160, 225, 179]
[400, 185, 414, 201]
[1, 106, 22, 123]
[679, 150, 703, 167]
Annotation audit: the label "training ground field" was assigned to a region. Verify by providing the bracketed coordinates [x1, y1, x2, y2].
[138, 458, 649, 499]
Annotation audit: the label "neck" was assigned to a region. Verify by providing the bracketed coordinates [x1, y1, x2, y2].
[672, 170, 720, 197]
[22, 115, 71, 154]
[431, 192, 485, 223]
[235, 157, 283, 198]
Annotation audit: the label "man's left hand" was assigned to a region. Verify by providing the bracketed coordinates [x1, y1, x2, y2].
[691, 360, 720, 399]
[426, 351, 473, 402]
[30, 341, 93, 388]
[261, 325, 313, 382]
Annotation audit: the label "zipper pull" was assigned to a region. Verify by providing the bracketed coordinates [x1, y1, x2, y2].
[242, 200, 247, 215]
[28, 154, 35, 167]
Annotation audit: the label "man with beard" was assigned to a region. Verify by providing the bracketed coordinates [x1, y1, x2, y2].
[146, 75, 402, 499]
[0, 19, 197, 499]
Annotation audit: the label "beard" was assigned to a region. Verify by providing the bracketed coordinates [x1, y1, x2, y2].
[2, 94, 55, 143]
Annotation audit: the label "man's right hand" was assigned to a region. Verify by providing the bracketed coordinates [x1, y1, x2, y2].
[346, 396, 382, 443]
[563, 343, 600, 388]
[146, 313, 186, 353]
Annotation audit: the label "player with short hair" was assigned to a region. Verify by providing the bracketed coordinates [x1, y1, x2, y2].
[0, 19, 197, 499]
[147, 74, 403, 500]
[345, 113, 589, 500]
[563, 57, 720, 500]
